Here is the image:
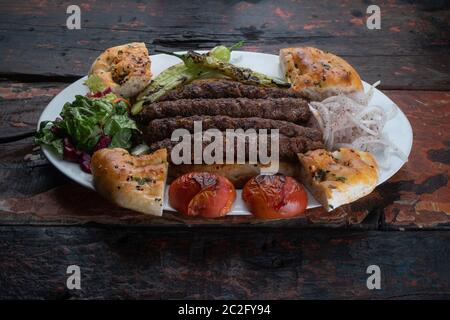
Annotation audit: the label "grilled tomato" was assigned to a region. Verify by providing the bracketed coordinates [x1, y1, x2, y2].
[242, 175, 308, 219]
[169, 172, 236, 218]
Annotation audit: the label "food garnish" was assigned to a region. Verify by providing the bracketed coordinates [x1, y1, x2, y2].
[242, 175, 308, 219]
[169, 172, 236, 218]
[208, 40, 245, 62]
[132, 63, 194, 114]
[308, 81, 407, 168]
[35, 95, 140, 173]
[175, 50, 290, 88]
[158, 50, 290, 89]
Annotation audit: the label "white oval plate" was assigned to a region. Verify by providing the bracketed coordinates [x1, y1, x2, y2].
[38, 51, 413, 215]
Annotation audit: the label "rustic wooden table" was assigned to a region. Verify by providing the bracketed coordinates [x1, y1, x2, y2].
[0, 0, 449, 299]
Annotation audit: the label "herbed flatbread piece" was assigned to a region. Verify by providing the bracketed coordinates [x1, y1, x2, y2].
[280, 47, 364, 101]
[298, 148, 378, 211]
[91, 148, 168, 216]
[89, 42, 151, 98]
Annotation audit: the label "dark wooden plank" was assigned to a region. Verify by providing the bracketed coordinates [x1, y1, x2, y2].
[377, 91, 450, 229]
[0, 137, 69, 198]
[0, 81, 70, 196]
[0, 0, 449, 89]
[0, 81, 66, 141]
[0, 226, 448, 299]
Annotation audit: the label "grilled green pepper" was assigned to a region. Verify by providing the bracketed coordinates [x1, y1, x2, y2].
[131, 41, 286, 115]
[179, 51, 290, 88]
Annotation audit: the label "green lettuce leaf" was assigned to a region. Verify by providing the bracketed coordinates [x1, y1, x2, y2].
[58, 96, 114, 151]
[110, 128, 133, 149]
[36, 95, 140, 156]
[104, 114, 139, 137]
[34, 121, 64, 156]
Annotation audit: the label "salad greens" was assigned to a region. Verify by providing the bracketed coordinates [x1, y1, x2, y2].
[35, 95, 140, 169]
[35, 121, 64, 155]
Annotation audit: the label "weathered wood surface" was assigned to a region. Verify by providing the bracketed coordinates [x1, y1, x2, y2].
[0, 226, 448, 299]
[0, 80, 448, 228]
[0, 0, 449, 300]
[0, 0, 449, 90]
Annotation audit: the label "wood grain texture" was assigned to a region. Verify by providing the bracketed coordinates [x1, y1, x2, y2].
[0, 0, 449, 89]
[0, 226, 448, 299]
[0, 182, 373, 228]
[0, 0, 449, 300]
[0, 81, 448, 228]
[0, 81, 66, 142]
[343, 91, 450, 229]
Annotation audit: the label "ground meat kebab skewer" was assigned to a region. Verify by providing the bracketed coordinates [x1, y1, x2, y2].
[137, 97, 310, 124]
[159, 79, 305, 101]
[143, 115, 323, 144]
[148, 132, 324, 163]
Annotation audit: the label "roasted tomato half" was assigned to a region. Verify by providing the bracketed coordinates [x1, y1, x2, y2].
[169, 172, 236, 218]
[242, 175, 308, 219]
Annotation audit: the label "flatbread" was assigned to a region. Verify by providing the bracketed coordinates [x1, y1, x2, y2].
[280, 47, 364, 101]
[91, 148, 168, 216]
[298, 148, 378, 211]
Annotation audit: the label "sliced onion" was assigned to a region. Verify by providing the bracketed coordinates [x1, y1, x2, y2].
[309, 81, 407, 167]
